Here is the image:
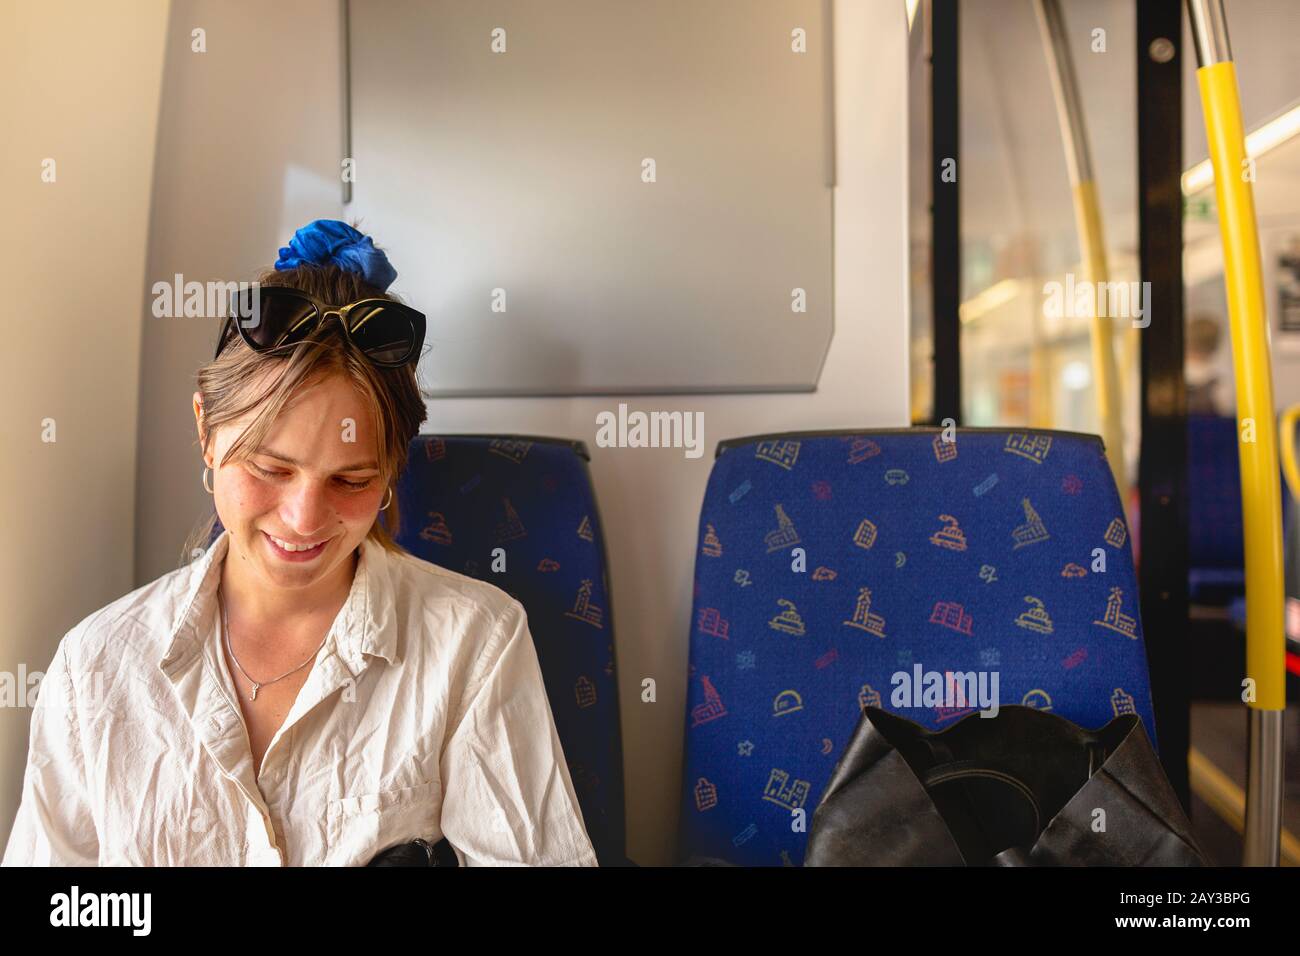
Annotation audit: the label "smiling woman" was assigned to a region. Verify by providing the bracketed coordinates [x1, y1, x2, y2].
[185, 258, 425, 567]
[182, 250, 429, 771]
[2, 221, 600, 867]
[194, 364, 400, 600]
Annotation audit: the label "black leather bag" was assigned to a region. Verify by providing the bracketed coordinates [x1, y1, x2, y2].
[805, 705, 1207, 866]
[366, 836, 460, 867]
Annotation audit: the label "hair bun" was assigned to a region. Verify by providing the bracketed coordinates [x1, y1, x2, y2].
[274, 219, 398, 292]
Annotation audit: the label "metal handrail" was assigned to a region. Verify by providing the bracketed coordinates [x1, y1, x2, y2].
[1187, 0, 1285, 868]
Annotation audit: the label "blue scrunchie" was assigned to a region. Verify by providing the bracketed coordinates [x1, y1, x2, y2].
[274, 219, 398, 292]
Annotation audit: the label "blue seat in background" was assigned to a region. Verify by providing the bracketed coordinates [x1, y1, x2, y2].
[391, 434, 627, 866]
[677, 428, 1156, 866]
[1186, 414, 1291, 616]
[1187, 415, 1246, 604]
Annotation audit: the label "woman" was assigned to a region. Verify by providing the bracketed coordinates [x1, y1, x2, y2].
[2, 220, 598, 866]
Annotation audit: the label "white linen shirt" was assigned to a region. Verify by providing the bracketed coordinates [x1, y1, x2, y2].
[2, 529, 599, 866]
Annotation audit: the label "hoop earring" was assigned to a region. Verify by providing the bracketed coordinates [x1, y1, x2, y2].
[380, 487, 393, 511]
[202, 466, 214, 494]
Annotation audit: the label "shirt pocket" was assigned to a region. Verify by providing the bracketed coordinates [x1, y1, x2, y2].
[324, 778, 442, 866]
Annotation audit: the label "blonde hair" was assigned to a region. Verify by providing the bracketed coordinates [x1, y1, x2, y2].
[181, 262, 428, 566]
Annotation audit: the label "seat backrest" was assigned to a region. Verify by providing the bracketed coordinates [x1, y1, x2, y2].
[677, 428, 1155, 866]
[1186, 414, 1292, 604]
[393, 434, 627, 865]
[1187, 415, 1245, 571]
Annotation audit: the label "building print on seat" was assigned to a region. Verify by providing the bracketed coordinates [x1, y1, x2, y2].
[762, 768, 811, 811]
[858, 684, 883, 711]
[755, 439, 801, 470]
[697, 607, 729, 639]
[1003, 433, 1053, 464]
[1093, 586, 1138, 638]
[563, 578, 605, 628]
[929, 600, 973, 635]
[487, 438, 533, 464]
[691, 675, 726, 726]
[693, 777, 718, 811]
[764, 504, 800, 552]
[1012, 498, 1050, 549]
[494, 497, 526, 543]
[1111, 687, 1137, 716]
[843, 587, 888, 638]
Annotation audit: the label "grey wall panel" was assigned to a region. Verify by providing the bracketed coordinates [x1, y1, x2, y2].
[349, 0, 834, 395]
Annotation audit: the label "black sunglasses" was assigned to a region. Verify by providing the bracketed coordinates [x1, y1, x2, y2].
[215, 286, 426, 367]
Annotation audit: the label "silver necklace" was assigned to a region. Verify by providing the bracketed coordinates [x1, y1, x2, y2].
[218, 588, 330, 701]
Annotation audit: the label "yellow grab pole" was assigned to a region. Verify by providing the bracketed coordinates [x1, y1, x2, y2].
[1073, 178, 1126, 496]
[1033, 0, 1127, 497]
[1281, 405, 1300, 504]
[1188, 0, 1285, 866]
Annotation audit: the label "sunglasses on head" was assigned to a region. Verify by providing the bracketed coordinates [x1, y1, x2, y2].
[215, 286, 426, 367]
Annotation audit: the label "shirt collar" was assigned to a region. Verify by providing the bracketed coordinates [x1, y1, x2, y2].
[158, 528, 400, 677]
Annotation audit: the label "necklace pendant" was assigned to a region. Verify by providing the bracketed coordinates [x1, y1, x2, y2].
[250, 683, 260, 701]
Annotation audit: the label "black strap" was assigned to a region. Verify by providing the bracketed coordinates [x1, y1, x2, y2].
[921, 761, 1043, 835]
[919, 760, 1044, 864]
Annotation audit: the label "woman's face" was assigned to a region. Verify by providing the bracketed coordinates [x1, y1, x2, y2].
[193, 371, 387, 594]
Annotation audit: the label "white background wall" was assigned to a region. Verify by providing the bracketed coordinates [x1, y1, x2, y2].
[2, 0, 910, 865]
[0, 1, 169, 851]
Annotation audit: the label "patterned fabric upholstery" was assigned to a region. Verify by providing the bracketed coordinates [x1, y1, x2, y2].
[393, 435, 627, 866]
[677, 428, 1155, 866]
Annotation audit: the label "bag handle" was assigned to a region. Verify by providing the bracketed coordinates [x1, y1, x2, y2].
[920, 761, 1043, 845]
